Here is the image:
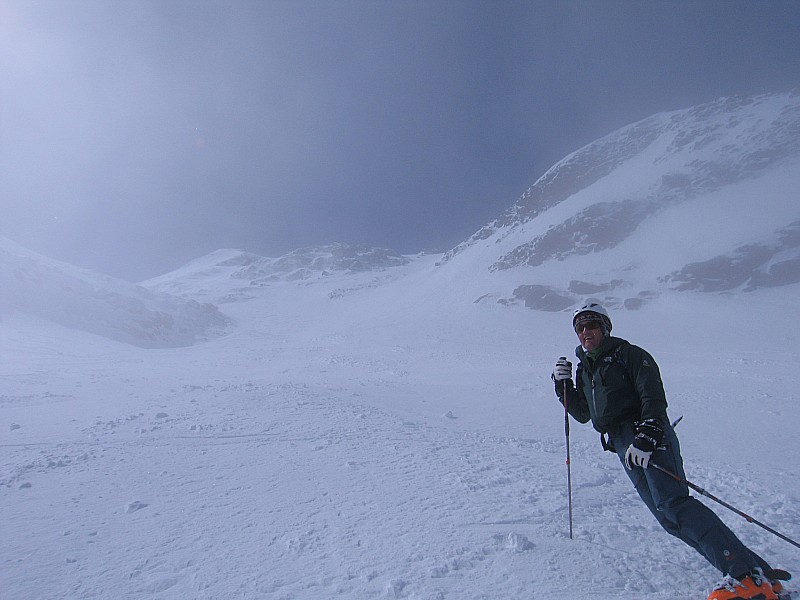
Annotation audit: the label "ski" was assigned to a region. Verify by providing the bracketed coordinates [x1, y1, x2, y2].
[769, 569, 796, 600]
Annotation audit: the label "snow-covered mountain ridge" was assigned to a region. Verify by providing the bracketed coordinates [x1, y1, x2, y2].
[142, 243, 412, 302]
[439, 90, 800, 311]
[146, 91, 800, 317]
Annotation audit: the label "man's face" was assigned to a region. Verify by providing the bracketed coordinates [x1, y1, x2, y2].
[575, 318, 605, 351]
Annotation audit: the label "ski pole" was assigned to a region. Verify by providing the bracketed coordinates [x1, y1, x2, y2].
[650, 462, 800, 550]
[559, 357, 574, 540]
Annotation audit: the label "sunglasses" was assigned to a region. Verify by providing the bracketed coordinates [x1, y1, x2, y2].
[575, 320, 603, 334]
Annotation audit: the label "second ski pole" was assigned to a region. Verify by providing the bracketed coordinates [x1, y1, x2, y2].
[650, 462, 800, 550]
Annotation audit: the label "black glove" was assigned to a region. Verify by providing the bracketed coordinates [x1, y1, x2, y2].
[633, 419, 664, 451]
[625, 418, 664, 469]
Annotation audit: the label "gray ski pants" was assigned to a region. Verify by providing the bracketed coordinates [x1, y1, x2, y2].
[608, 421, 770, 578]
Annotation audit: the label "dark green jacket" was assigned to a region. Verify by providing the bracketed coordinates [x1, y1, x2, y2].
[564, 336, 668, 433]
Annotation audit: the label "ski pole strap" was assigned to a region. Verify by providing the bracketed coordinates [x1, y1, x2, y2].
[650, 462, 800, 550]
[600, 432, 616, 453]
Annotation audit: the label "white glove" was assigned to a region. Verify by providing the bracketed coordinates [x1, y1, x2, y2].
[624, 444, 652, 470]
[552, 357, 573, 381]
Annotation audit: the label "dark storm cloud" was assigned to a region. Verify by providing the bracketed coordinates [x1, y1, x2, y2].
[1, 0, 799, 280]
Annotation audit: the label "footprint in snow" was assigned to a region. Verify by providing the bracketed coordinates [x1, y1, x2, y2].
[125, 501, 149, 514]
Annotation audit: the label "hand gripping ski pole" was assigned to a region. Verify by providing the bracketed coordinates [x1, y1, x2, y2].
[559, 357, 574, 540]
[650, 462, 800, 550]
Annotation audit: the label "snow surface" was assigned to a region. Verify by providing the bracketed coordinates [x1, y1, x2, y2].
[2, 249, 799, 600]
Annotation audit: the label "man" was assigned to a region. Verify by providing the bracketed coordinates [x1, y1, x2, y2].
[552, 302, 788, 600]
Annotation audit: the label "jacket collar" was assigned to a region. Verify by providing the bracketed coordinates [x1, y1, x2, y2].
[576, 335, 626, 366]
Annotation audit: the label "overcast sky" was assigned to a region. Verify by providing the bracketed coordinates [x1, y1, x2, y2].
[2, 0, 799, 280]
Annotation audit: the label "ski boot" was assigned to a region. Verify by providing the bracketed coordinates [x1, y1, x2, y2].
[708, 569, 778, 600]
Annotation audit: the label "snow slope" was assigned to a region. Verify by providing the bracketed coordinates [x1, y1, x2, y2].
[3, 254, 798, 600]
[2, 92, 800, 599]
[0, 238, 228, 348]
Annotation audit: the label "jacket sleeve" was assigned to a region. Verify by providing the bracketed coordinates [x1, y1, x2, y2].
[625, 345, 668, 421]
[556, 374, 591, 424]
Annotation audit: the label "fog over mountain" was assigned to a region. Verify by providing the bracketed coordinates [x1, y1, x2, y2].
[2, 91, 799, 344]
[144, 91, 800, 313]
[6, 2, 798, 282]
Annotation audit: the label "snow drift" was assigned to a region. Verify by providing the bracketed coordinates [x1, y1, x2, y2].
[0, 237, 228, 348]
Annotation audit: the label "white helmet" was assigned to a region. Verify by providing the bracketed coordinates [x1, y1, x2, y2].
[572, 302, 612, 333]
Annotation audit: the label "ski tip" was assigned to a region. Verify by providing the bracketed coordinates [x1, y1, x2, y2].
[767, 568, 792, 581]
